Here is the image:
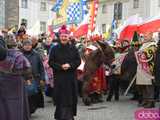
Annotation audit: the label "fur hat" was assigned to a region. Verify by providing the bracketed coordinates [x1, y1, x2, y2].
[58, 25, 70, 35]
[22, 39, 32, 46]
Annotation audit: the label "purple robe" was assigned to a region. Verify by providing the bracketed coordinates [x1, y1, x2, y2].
[0, 49, 31, 120]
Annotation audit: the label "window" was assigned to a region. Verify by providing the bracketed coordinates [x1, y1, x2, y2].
[114, 2, 123, 20]
[21, 19, 27, 28]
[40, 21, 46, 32]
[102, 24, 106, 33]
[133, 0, 139, 9]
[40, 2, 47, 11]
[22, 0, 28, 8]
[102, 4, 107, 13]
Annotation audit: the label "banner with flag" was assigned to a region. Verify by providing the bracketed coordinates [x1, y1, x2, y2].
[135, 43, 156, 85]
[89, 0, 99, 32]
[51, 0, 88, 30]
[135, 43, 156, 76]
[58, 0, 68, 19]
[72, 11, 89, 38]
[73, 24, 88, 37]
[66, 0, 87, 24]
[81, 0, 88, 17]
[107, 19, 118, 43]
[52, 0, 68, 28]
[111, 19, 117, 30]
[51, 0, 64, 12]
[66, 1, 82, 24]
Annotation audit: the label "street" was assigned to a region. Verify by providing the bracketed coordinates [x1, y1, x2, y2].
[31, 96, 140, 120]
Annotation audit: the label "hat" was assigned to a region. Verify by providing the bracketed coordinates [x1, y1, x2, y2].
[6, 33, 17, 47]
[0, 44, 7, 61]
[22, 39, 32, 46]
[17, 27, 26, 34]
[58, 25, 70, 35]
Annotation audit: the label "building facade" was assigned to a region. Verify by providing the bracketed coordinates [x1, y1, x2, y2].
[0, 0, 20, 29]
[19, 0, 54, 32]
[96, 0, 160, 33]
[1, 0, 54, 32]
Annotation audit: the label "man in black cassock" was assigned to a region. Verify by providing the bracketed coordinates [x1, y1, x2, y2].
[49, 25, 81, 120]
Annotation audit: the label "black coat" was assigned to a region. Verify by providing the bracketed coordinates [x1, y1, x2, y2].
[0, 44, 7, 60]
[154, 47, 160, 85]
[49, 43, 81, 119]
[22, 50, 45, 82]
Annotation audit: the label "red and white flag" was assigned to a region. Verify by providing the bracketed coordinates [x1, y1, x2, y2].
[138, 16, 160, 34]
[73, 14, 89, 38]
[117, 15, 160, 43]
[116, 14, 142, 42]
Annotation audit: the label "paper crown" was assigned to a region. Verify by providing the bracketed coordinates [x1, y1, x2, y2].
[58, 25, 70, 35]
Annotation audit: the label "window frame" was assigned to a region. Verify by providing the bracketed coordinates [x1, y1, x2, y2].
[40, 21, 46, 32]
[114, 2, 123, 20]
[102, 24, 106, 33]
[21, 0, 28, 8]
[102, 4, 107, 14]
[40, 2, 47, 11]
[133, 0, 139, 9]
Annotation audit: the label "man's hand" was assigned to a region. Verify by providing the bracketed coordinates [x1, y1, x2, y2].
[62, 63, 71, 70]
[40, 80, 45, 86]
[26, 80, 32, 85]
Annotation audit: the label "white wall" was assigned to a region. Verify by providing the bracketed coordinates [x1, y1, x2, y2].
[96, 1, 115, 33]
[150, 0, 160, 17]
[127, 0, 148, 18]
[96, 0, 129, 33]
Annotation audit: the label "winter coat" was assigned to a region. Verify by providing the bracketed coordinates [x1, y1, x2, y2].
[22, 50, 45, 82]
[0, 49, 31, 120]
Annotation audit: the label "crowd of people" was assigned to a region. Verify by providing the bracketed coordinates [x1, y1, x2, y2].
[0, 23, 160, 120]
